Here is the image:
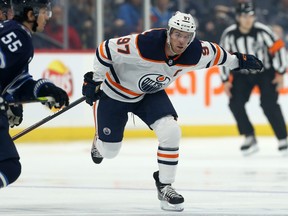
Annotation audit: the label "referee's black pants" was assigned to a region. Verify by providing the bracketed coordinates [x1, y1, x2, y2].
[229, 69, 287, 140]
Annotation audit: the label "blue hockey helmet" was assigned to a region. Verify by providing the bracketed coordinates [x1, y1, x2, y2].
[11, 0, 52, 19]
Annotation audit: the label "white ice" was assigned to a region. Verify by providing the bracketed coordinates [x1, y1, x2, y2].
[1, 137, 288, 216]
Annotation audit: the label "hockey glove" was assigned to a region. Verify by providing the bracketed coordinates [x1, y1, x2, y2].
[7, 104, 23, 128]
[234, 52, 264, 73]
[34, 79, 69, 109]
[0, 96, 8, 113]
[82, 72, 102, 106]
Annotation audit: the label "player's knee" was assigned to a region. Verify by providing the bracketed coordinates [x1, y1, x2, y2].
[151, 116, 181, 148]
[96, 139, 122, 159]
[0, 158, 21, 188]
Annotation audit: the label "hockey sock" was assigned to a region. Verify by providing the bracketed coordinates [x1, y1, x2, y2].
[0, 159, 21, 188]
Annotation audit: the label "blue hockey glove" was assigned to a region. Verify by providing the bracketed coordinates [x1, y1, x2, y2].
[234, 52, 264, 73]
[34, 79, 69, 109]
[7, 104, 23, 128]
[82, 72, 102, 106]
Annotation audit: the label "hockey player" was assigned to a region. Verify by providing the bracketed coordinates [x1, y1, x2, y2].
[82, 11, 263, 211]
[0, 0, 69, 188]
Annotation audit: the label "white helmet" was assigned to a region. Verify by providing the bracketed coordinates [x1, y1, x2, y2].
[168, 11, 196, 33]
[167, 11, 197, 54]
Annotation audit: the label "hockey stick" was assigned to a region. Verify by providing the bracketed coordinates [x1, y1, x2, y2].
[12, 96, 86, 141]
[8, 96, 54, 105]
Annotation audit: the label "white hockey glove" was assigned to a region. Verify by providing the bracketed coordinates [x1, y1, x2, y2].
[7, 104, 23, 128]
[0, 96, 8, 113]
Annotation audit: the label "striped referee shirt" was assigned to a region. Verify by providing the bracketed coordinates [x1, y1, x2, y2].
[219, 21, 287, 82]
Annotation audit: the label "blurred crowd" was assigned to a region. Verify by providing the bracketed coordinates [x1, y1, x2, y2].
[33, 0, 288, 50]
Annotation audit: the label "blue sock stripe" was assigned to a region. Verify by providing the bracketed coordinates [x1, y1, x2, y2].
[158, 146, 179, 151]
[158, 159, 178, 166]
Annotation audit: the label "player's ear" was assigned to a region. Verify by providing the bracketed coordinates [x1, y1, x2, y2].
[26, 10, 36, 22]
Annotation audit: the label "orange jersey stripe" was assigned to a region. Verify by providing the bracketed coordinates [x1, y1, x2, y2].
[106, 73, 143, 97]
[157, 153, 179, 158]
[99, 41, 109, 60]
[212, 43, 221, 66]
[269, 39, 285, 55]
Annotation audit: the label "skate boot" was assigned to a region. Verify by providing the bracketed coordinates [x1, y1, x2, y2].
[91, 140, 103, 164]
[240, 135, 259, 156]
[278, 139, 288, 156]
[153, 171, 184, 212]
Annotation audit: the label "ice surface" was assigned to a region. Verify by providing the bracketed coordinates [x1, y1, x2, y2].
[1, 137, 288, 216]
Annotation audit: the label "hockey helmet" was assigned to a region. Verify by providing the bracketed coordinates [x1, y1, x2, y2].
[11, 0, 52, 19]
[168, 11, 196, 34]
[167, 11, 196, 54]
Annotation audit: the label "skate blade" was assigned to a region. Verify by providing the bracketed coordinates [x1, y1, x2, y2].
[160, 200, 184, 212]
[241, 145, 259, 156]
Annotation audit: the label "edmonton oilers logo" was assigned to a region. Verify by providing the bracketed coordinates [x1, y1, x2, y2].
[138, 74, 171, 93]
[103, 127, 111, 135]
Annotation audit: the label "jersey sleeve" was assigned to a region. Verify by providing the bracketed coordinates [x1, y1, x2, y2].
[92, 40, 113, 82]
[219, 31, 233, 82]
[197, 41, 239, 75]
[92, 34, 139, 82]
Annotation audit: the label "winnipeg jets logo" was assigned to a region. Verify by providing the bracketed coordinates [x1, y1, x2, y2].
[138, 74, 171, 93]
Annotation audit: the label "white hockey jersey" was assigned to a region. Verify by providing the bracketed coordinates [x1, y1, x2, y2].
[93, 28, 239, 103]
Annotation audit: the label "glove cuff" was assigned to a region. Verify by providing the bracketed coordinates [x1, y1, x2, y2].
[33, 79, 53, 98]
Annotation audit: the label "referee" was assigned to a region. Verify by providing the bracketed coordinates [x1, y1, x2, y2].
[220, 1, 288, 156]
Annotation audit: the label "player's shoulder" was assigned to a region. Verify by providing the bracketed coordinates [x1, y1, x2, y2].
[0, 20, 33, 56]
[177, 38, 202, 65]
[135, 28, 167, 61]
[0, 20, 32, 41]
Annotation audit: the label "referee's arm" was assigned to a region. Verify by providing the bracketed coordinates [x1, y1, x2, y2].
[261, 25, 287, 74]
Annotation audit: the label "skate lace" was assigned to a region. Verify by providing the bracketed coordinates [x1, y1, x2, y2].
[161, 185, 181, 199]
[91, 145, 102, 158]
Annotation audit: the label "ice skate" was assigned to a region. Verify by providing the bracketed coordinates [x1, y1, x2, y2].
[240, 136, 259, 156]
[278, 140, 288, 156]
[153, 171, 184, 212]
[91, 140, 103, 164]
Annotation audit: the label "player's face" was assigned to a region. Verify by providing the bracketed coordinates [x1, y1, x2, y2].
[36, 7, 52, 32]
[237, 14, 255, 32]
[170, 29, 193, 54]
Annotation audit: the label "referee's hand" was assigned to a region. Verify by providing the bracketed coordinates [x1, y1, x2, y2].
[272, 74, 284, 92]
[223, 82, 233, 98]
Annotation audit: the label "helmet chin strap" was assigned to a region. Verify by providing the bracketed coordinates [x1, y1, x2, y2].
[167, 41, 178, 56]
[166, 29, 178, 56]
[32, 19, 38, 32]
[26, 12, 38, 32]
